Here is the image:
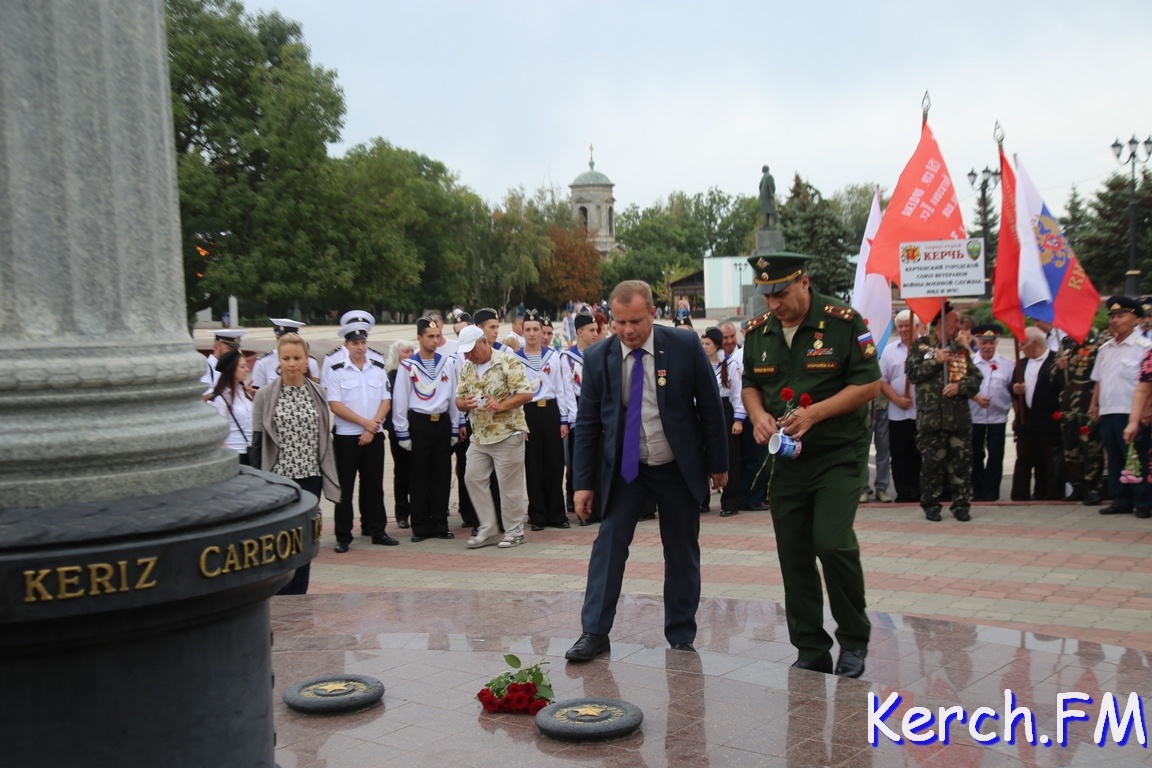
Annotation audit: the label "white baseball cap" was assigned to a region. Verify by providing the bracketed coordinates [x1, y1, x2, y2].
[457, 325, 486, 354]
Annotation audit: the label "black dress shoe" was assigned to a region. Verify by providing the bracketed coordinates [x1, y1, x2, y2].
[952, 508, 971, 522]
[437, 531, 456, 539]
[565, 633, 610, 662]
[1099, 505, 1134, 515]
[1137, 509, 1151, 519]
[371, 534, 400, 545]
[790, 656, 833, 674]
[719, 509, 739, 517]
[396, 520, 410, 529]
[1082, 491, 1101, 506]
[925, 510, 942, 522]
[551, 520, 571, 529]
[410, 535, 427, 543]
[530, 524, 546, 532]
[334, 542, 350, 553]
[835, 649, 867, 678]
[741, 503, 769, 511]
[670, 643, 697, 652]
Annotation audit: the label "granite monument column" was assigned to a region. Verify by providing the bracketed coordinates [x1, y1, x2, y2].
[0, 2, 319, 765]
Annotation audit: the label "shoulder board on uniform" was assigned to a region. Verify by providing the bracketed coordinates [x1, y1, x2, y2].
[256, 350, 274, 360]
[824, 304, 856, 321]
[327, 345, 342, 356]
[370, 347, 385, 358]
[743, 310, 772, 333]
[371, 359, 386, 368]
[330, 362, 345, 371]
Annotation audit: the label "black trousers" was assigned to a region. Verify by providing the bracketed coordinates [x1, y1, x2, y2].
[524, 399, 568, 526]
[333, 431, 387, 544]
[454, 432, 478, 528]
[277, 474, 318, 595]
[888, 418, 921, 502]
[408, 412, 453, 537]
[970, 422, 1007, 501]
[1012, 427, 1064, 501]
[720, 400, 742, 512]
[388, 430, 411, 523]
[580, 462, 701, 644]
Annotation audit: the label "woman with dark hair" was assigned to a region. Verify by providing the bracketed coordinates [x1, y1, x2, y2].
[702, 327, 744, 516]
[250, 333, 340, 595]
[206, 349, 253, 465]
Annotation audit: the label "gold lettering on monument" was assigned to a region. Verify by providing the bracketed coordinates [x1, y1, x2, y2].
[198, 526, 306, 579]
[23, 558, 162, 603]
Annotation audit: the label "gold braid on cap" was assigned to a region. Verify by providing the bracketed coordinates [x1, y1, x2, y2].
[753, 268, 803, 286]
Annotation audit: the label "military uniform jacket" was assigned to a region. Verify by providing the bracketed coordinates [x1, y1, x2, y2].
[740, 291, 881, 456]
[906, 330, 983, 432]
[1052, 330, 1099, 410]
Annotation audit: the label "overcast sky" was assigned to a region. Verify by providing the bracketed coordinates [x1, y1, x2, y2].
[245, 0, 1152, 221]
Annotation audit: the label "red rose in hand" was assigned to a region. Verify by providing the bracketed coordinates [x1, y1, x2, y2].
[780, 387, 795, 402]
[1052, 411, 1063, 421]
[1079, 426, 1090, 436]
[798, 393, 812, 408]
[528, 698, 548, 715]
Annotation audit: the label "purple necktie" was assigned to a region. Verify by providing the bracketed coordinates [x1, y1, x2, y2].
[621, 348, 645, 483]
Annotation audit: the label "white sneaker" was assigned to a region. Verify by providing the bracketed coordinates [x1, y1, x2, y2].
[467, 535, 500, 549]
[859, 490, 872, 504]
[497, 535, 526, 548]
[875, 489, 893, 503]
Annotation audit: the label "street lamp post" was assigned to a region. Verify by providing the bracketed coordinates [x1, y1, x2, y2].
[1111, 135, 1152, 296]
[967, 165, 1000, 298]
[733, 260, 748, 315]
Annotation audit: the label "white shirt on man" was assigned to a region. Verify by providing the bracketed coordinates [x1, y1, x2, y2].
[1091, 333, 1152, 415]
[970, 353, 1015, 424]
[879, 340, 916, 420]
[326, 357, 391, 435]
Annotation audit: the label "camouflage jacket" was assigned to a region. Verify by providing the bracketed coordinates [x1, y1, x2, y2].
[906, 330, 983, 432]
[1052, 329, 1099, 410]
[456, 349, 533, 445]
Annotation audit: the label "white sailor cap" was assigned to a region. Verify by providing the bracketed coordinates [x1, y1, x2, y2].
[270, 318, 306, 336]
[339, 321, 372, 341]
[339, 310, 375, 327]
[213, 329, 246, 346]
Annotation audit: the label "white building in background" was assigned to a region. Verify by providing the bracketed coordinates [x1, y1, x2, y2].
[569, 150, 620, 257]
[704, 256, 757, 318]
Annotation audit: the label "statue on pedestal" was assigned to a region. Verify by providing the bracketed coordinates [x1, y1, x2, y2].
[759, 165, 778, 230]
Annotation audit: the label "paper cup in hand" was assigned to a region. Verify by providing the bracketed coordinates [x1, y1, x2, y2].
[769, 431, 801, 459]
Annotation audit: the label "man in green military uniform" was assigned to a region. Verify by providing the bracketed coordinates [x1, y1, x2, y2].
[906, 302, 983, 522]
[741, 253, 880, 678]
[1054, 329, 1103, 504]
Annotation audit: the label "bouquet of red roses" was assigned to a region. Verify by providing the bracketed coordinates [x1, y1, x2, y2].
[477, 654, 553, 715]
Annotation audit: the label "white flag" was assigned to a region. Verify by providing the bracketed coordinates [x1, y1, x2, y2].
[850, 188, 893, 349]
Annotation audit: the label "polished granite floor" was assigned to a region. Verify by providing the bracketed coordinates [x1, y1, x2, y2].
[271, 591, 1152, 768]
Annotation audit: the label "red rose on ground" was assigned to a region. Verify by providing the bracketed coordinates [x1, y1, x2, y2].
[528, 699, 548, 715]
[1080, 426, 1090, 436]
[505, 683, 522, 695]
[1052, 411, 1063, 421]
[799, 393, 812, 408]
[507, 691, 531, 711]
[477, 688, 495, 702]
[780, 387, 795, 402]
[522, 682, 537, 697]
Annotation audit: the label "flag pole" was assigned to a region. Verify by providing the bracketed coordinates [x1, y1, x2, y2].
[996, 121, 1026, 427]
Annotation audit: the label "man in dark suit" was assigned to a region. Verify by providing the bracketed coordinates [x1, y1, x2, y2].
[1011, 326, 1065, 500]
[565, 280, 729, 661]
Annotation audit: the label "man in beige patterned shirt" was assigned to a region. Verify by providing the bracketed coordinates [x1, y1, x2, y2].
[455, 325, 535, 548]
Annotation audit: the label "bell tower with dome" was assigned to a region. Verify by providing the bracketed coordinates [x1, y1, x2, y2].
[569, 145, 619, 256]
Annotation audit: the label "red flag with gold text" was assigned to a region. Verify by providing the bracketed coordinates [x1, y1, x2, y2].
[867, 118, 967, 324]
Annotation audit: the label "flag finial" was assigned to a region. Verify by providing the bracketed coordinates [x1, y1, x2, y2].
[993, 121, 1005, 147]
[921, 91, 931, 119]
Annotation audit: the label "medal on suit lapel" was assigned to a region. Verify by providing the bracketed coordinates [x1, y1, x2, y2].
[657, 369, 667, 387]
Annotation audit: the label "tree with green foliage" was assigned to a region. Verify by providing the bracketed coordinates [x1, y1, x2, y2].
[829, 183, 888, 249]
[1060, 185, 1090, 254]
[1077, 171, 1152, 294]
[167, 0, 345, 316]
[780, 175, 855, 297]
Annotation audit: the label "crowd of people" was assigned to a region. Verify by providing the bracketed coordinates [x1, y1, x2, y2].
[197, 278, 1152, 677]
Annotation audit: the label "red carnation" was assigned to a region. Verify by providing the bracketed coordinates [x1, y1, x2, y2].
[1052, 411, 1063, 421]
[780, 387, 795, 402]
[990, 363, 998, 371]
[799, 393, 812, 408]
[528, 699, 548, 715]
[1079, 426, 1090, 436]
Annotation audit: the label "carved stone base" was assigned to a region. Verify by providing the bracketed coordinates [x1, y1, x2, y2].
[755, 229, 786, 255]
